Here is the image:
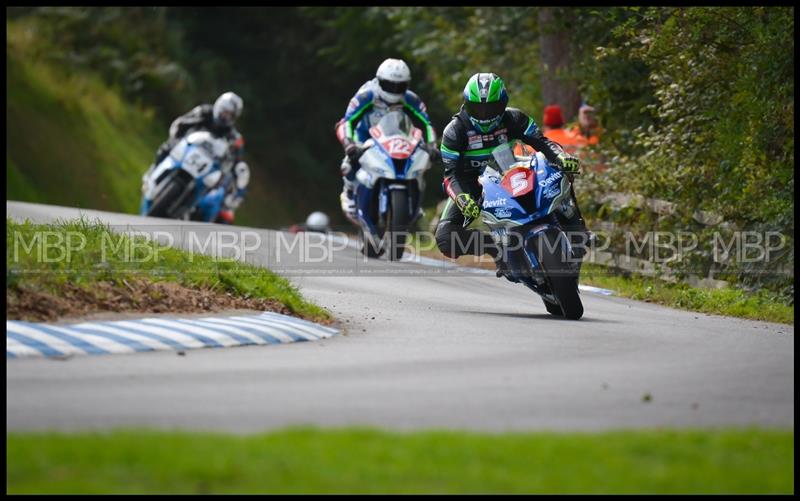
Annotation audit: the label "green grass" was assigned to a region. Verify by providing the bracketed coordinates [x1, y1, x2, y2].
[580, 263, 794, 324]
[6, 218, 330, 322]
[5, 427, 793, 494]
[6, 19, 164, 214]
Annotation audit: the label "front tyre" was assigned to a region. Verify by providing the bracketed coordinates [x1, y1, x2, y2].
[532, 229, 583, 320]
[146, 175, 189, 219]
[542, 298, 564, 317]
[360, 228, 384, 258]
[386, 189, 410, 261]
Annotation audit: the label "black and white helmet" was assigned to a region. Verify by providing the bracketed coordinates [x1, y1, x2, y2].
[213, 91, 243, 127]
[375, 58, 411, 104]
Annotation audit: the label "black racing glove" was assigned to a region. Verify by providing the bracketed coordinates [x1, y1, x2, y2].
[426, 143, 441, 163]
[345, 141, 364, 167]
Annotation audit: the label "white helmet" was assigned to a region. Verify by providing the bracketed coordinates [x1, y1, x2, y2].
[375, 58, 411, 104]
[213, 91, 243, 127]
[305, 211, 330, 232]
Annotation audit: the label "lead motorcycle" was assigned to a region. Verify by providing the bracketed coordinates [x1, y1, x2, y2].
[468, 142, 585, 319]
[353, 111, 432, 260]
[140, 130, 234, 221]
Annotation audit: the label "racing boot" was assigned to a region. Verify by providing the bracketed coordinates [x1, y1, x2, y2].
[340, 177, 358, 224]
[486, 241, 520, 283]
[494, 256, 520, 283]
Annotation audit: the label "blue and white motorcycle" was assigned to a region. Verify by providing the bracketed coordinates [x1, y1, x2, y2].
[469, 142, 584, 319]
[354, 111, 432, 260]
[140, 130, 233, 222]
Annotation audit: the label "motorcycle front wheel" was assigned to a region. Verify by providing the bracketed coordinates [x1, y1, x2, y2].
[385, 189, 410, 261]
[147, 174, 190, 219]
[531, 228, 584, 320]
[542, 298, 564, 316]
[360, 228, 384, 258]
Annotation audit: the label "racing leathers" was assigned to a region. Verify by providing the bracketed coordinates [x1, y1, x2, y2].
[335, 78, 438, 221]
[435, 106, 590, 268]
[148, 104, 250, 219]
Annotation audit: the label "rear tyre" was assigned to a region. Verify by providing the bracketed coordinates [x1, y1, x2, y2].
[386, 189, 410, 261]
[533, 229, 583, 320]
[147, 175, 189, 219]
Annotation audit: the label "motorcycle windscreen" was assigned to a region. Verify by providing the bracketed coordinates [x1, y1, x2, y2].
[375, 111, 413, 137]
[369, 112, 420, 160]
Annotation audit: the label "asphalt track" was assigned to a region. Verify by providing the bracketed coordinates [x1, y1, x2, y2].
[6, 201, 794, 432]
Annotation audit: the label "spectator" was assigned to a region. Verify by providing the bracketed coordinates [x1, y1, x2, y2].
[569, 103, 601, 146]
[567, 103, 607, 172]
[513, 104, 578, 157]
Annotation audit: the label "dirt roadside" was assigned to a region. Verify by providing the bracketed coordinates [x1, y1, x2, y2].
[7, 278, 297, 323]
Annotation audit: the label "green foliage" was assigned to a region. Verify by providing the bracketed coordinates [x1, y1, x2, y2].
[7, 19, 163, 213]
[7, 7, 194, 120]
[383, 7, 544, 116]
[7, 428, 794, 493]
[573, 7, 794, 294]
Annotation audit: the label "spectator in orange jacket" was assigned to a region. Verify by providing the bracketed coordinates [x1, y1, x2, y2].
[569, 103, 601, 146]
[543, 104, 579, 150]
[513, 104, 580, 157]
[567, 103, 607, 172]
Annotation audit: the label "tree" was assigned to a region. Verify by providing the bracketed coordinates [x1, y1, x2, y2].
[538, 7, 581, 121]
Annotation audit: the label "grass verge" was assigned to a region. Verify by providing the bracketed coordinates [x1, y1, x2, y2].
[6, 427, 793, 494]
[580, 263, 793, 324]
[6, 218, 331, 323]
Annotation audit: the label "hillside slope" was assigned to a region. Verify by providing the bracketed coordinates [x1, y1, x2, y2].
[6, 19, 309, 227]
[7, 21, 164, 214]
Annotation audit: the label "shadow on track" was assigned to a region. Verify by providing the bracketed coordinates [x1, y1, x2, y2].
[454, 310, 622, 323]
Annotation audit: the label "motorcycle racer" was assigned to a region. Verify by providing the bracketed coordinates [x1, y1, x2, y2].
[144, 91, 250, 223]
[335, 58, 439, 223]
[435, 73, 591, 280]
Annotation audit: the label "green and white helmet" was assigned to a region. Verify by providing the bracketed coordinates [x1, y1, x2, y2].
[462, 73, 508, 133]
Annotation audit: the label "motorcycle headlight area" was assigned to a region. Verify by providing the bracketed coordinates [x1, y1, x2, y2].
[405, 148, 431, 178]
[356, 148, 396, 185]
